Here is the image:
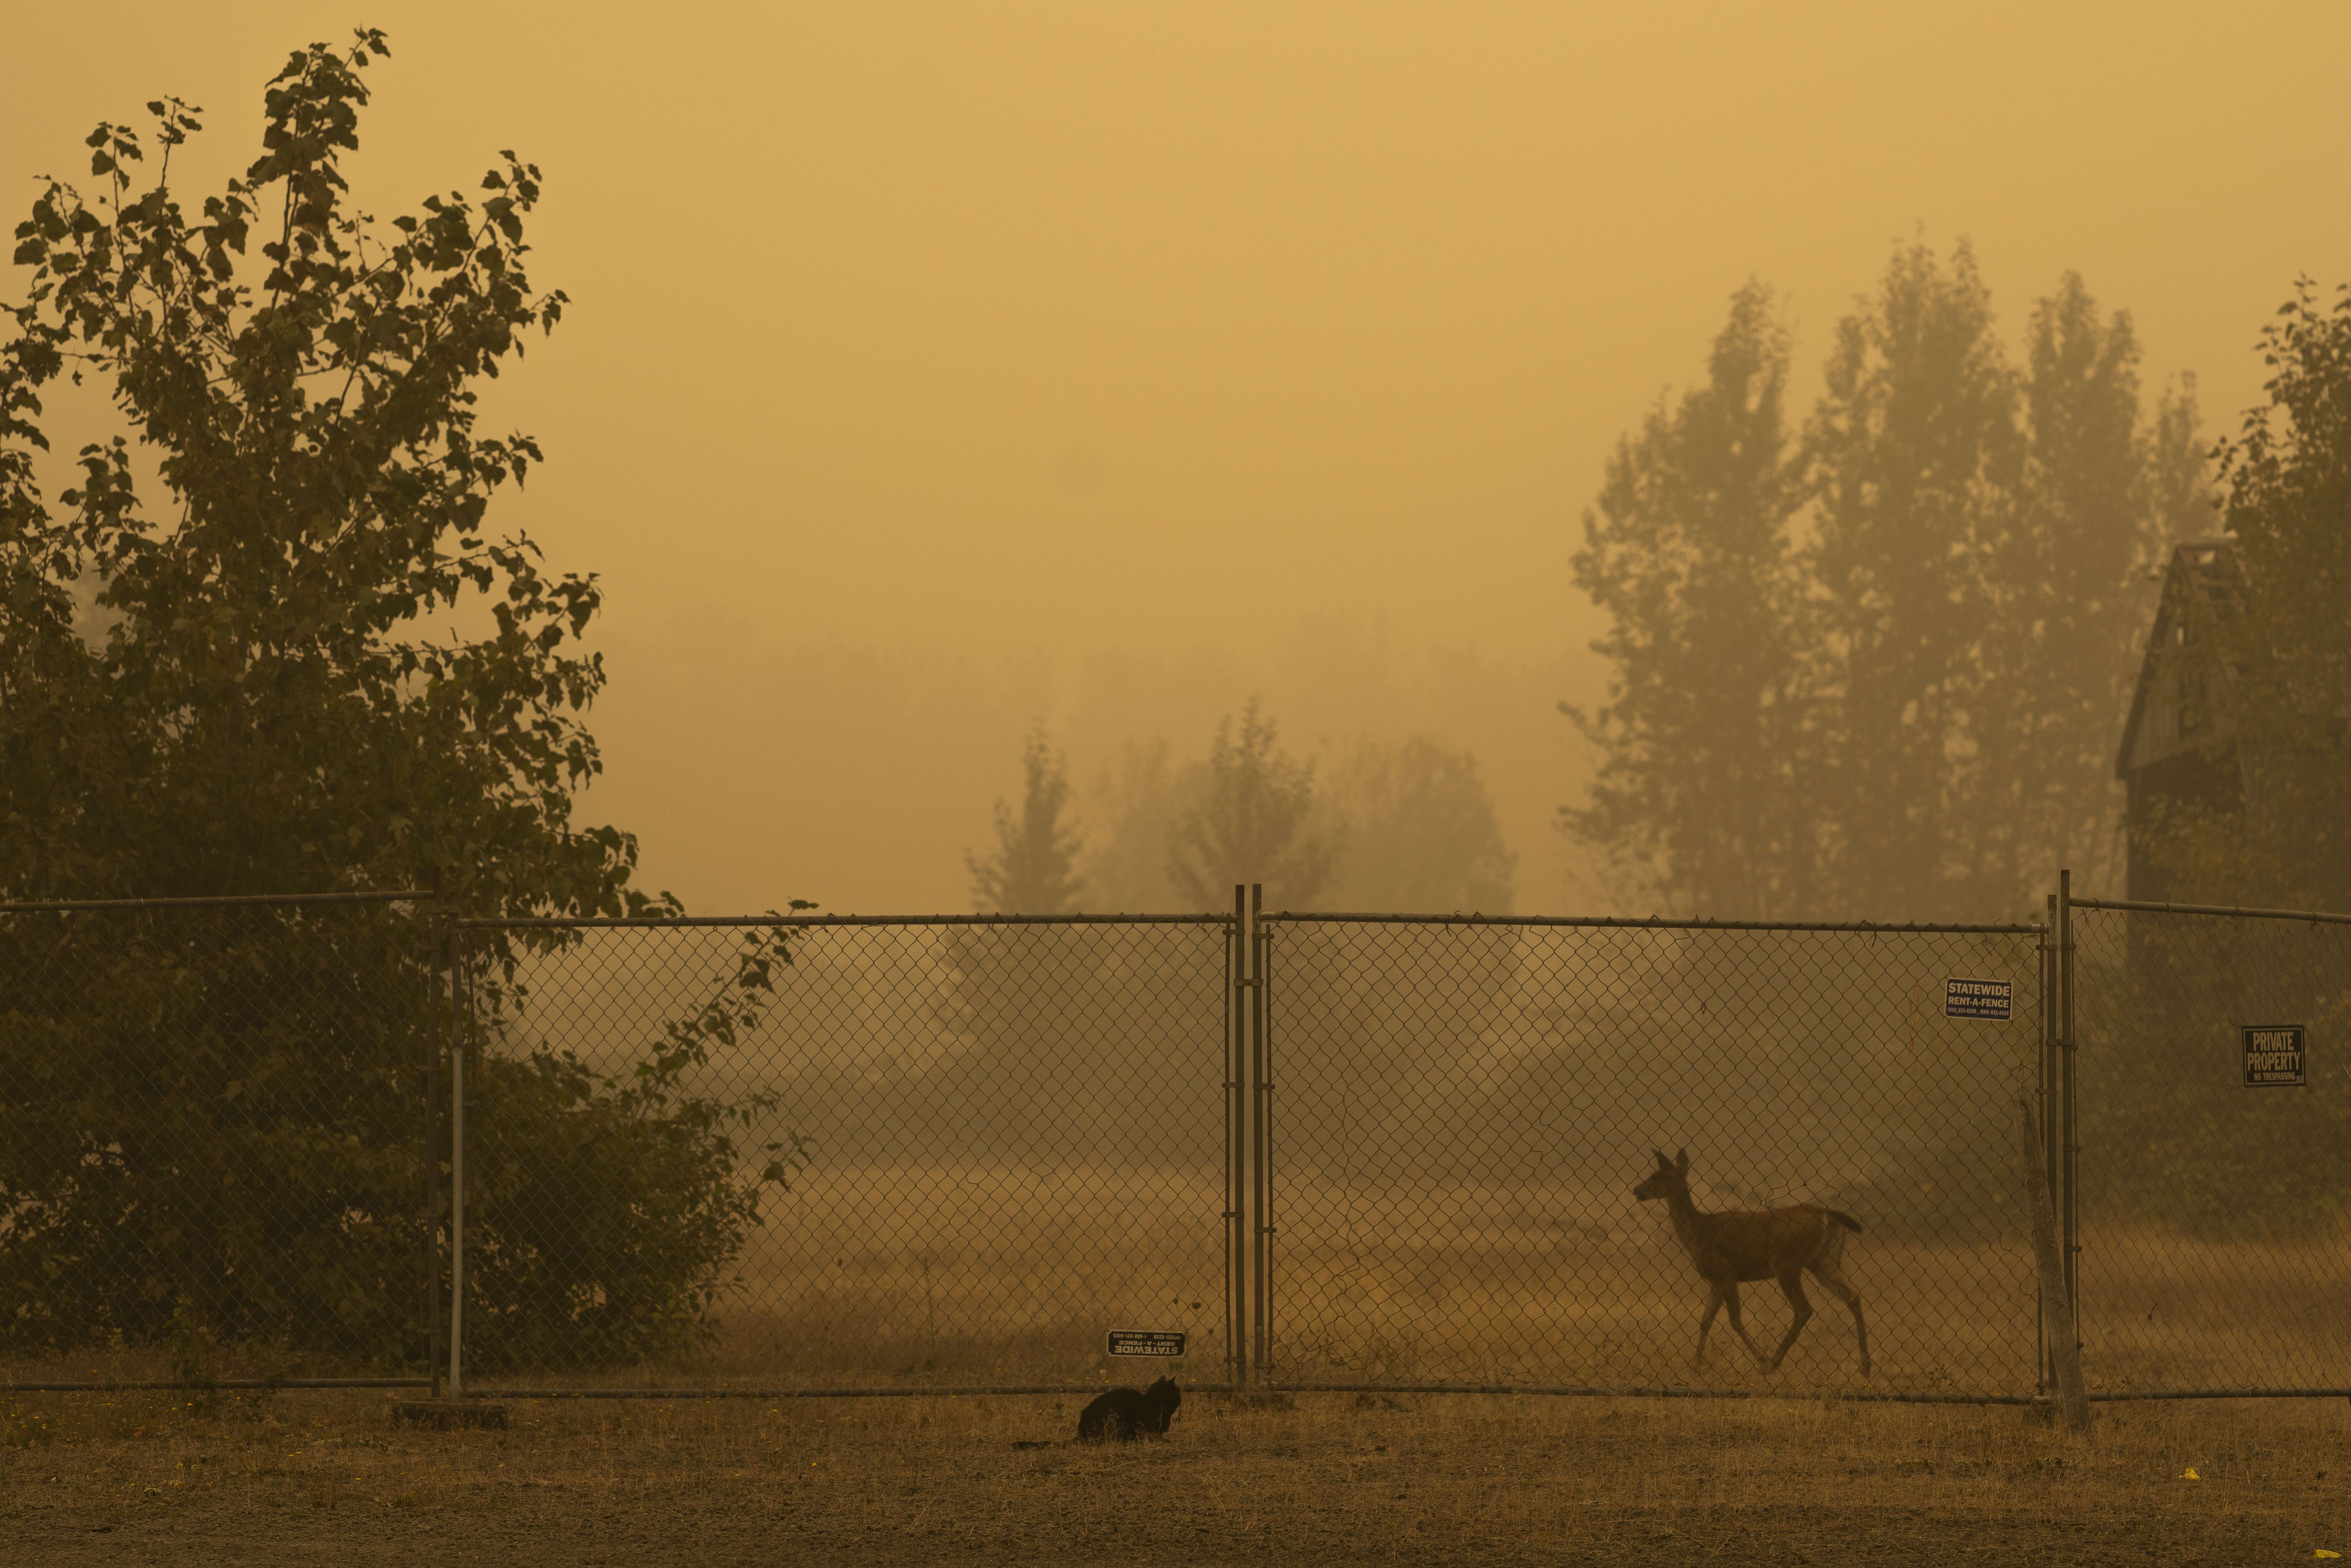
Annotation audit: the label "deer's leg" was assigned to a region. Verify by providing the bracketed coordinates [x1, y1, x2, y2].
[1718, 1282, 1769, 1368]
[1693, 1288, 1724, 1368]
[1811, 1263, 1871, 1377]
[1768, 1271, 1814, 1370]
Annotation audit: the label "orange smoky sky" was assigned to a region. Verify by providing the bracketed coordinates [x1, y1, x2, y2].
[7, 3, 2348, 913]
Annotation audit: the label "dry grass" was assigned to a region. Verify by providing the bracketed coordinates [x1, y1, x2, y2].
[3, 1383, 2348, 1565]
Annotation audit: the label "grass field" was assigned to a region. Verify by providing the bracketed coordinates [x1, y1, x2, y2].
[5, 1383, 2349, 1565]
[475, 1182, 2346, 1398]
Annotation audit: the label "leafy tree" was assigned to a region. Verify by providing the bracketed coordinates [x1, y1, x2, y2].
[1563, 280, 1810, 917]
[1570, 245, 2207, 922]
[2147, 372, 2222, 543]
[1323, 736, 1516, 913]
[965, 725, 1085, 914]
[1958, 274, 2168, 910]
[2075, 282, 2351, 1235]
[0, 32, 797, 1370]
[2145, 280, 2351, 906]
[463, 927, 811, 1370]
[1167, 698, 1341, 909]
[1801, 238, 2021, 919]
[1078, 738, 1191, 913]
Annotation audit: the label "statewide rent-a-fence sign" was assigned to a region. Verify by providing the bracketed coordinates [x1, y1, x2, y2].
[1944, 978, 2013, 1021]
[2242, 1023, 2307, 1087]
[1106, 1331, 1186, 1357]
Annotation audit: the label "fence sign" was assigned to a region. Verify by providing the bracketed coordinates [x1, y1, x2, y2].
[1106, 1331, 1186, 1357]
[2241, 1024, 2307, 1088]
[1943, 978, 2013, 1021]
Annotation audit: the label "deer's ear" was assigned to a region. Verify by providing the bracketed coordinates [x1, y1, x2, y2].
[1674, 1148, 1689, 1172]
[1652, 1149, 1671, 1169]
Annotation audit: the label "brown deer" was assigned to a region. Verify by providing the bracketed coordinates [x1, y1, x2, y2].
[1631, 1149, 1871, 1376]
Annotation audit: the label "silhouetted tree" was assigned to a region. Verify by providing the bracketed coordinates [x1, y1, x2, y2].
[1079, 738, 1194, 913]
[2144, 279, 2351, 907]
[0, 33, 802, 1369]
[1563, 280, 1813, 917]
[1958, 273, 2171, 909]
[1802, 239, 2021, 918]
[1570, 244, 2209, 921]
[1168, 699, 1340, 909]
[966, 725, 1086, 913]
[1325, 737, 1517, 913]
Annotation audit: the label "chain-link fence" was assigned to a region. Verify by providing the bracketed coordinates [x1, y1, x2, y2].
[1256, 914, 2049, 1398]
[0, 892, 438, 1390]
[2070, 896, 2351, 1395]
[18, 883, 2351, 1405]
[449, 915, 1239, 1393]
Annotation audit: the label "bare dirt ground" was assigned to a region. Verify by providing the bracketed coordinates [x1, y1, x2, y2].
[4, 1384, 2348, 1566]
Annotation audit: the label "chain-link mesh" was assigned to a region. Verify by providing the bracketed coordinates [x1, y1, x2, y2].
[2071, 901, 2351, 1393]
[0, 896, 436, 1386]
[454, 916, 1234, 1389]
[1259, 916, 2046, 1397]
[49, 890, 2351, 1405]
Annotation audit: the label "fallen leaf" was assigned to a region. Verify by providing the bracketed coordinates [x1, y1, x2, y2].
[2312, 1551, 2340, 1560]
[2181, 1467, 2201, 1480]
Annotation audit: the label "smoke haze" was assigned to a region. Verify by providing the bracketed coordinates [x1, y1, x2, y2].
[8, 3, 2347, 913]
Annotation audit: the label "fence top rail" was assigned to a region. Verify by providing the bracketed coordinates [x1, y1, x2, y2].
[1261, 910, 2046, 935]
[2070, 894, 2351, 928]
[0, 889, 431, 913]
[456, 911, 1237, 930]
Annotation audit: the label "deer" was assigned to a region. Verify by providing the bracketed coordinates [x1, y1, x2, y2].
[1631, 1148, 1871, 1377]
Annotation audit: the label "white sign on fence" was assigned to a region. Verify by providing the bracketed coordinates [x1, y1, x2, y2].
[1943, 978, 2013, 1021]
[2242, 1023, 2307, 1087]
[1106, 1331, 1187, 1357]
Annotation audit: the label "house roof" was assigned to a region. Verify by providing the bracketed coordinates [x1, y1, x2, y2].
[2115, 537, 2244, 780]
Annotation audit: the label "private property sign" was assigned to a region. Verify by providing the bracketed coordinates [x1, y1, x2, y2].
[2242, 1024, 2307, 1088]
[1943, 978, 2013, 1021]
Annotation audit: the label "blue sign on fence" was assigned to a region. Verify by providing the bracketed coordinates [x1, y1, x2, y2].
[1944, 978, 2012, 1021]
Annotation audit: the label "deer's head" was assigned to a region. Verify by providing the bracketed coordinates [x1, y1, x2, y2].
[1632, 1148, 1691, 1204]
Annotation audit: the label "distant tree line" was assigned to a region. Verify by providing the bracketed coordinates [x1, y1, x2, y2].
[964, 702, 1516, 914]
[1567, 242, 2216, 921]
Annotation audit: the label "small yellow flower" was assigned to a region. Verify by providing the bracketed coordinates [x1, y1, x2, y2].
[2180, 1467, 2201, 1481]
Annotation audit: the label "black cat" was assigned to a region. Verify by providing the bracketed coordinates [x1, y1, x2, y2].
[1077, 1376, 1180, 1441]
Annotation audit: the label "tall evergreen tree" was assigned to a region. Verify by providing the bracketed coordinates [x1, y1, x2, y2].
[1571, 246, 2203, 922]
[1563, 281, 1808, 916]
[2147, 372, 2221, 543]
[1323, 737, 1517, 913]
[1167, 699, 1340, 909]
[1960, 274, 2167, 910]
[965, 725, 1086, 914]
[1802, 239, 2022, 918]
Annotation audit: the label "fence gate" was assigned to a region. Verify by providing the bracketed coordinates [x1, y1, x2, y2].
[1249, 906, 2050, 1399]
[2067, 894, 2351, 1396]
[446, 913, 1240, 1394]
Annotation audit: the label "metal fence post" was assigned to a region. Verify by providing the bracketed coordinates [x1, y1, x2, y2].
[425, 879, 446, 1400]
[1228, 884, 1247, 1388]
[1250, 882, 1270, 1381]
[2035, 896, 2053, 1395]
[447, 928, 468, 1400]
[2057, 869, 2079, 1361]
